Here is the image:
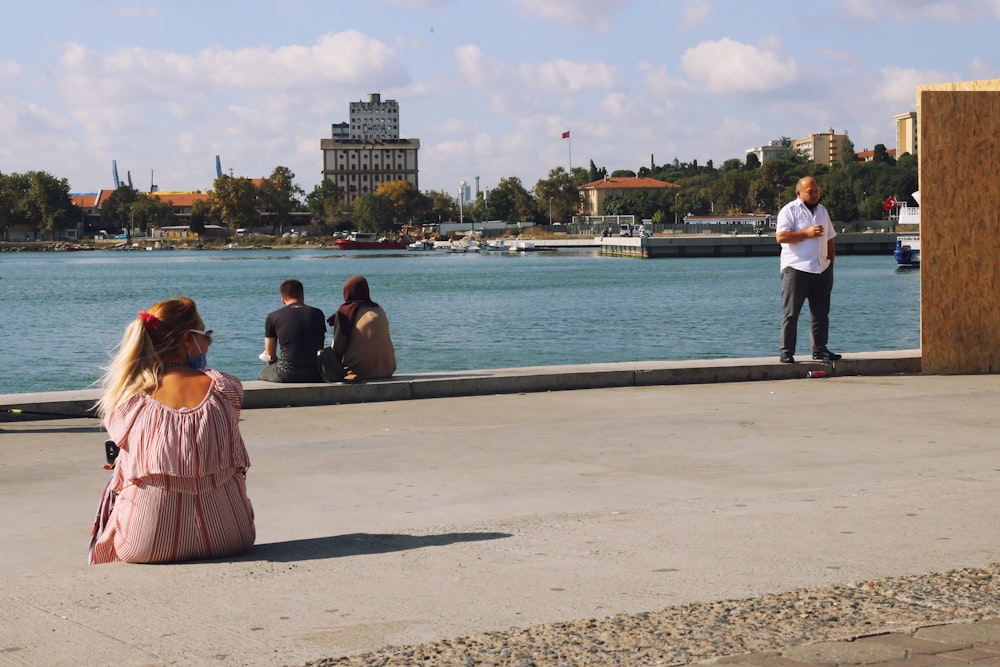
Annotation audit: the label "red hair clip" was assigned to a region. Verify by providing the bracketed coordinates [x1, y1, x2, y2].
[138, 310, 161, 331]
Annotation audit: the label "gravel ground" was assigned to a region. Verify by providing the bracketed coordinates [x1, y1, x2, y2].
[299, 563, 999, 667]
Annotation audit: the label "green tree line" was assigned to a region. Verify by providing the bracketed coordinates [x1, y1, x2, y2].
[2, 141, 916, 239]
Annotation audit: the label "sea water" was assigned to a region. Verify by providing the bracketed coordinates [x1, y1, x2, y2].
[0, 248, 919, 394]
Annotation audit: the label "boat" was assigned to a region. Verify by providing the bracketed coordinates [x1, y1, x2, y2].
[893, 191, 920, 268]
[480, 239, 509, 252]
[406, 239, 436, 251]
[335, 232, 409, 250]
[447, 240, 480, 253]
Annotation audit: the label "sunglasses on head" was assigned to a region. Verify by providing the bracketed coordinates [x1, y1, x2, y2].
[189, 328, 214, 345]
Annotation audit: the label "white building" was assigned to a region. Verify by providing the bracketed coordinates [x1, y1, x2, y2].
[320, 93, 420, 207]
[746, 140, 793, 164]
[894, 111, 918, 156]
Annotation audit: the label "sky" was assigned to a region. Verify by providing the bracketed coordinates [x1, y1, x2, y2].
[1, 0, 998, 198]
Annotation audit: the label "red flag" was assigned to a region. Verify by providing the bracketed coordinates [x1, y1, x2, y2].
[883, 195, 898, 212]
[561, 131, 570, 139]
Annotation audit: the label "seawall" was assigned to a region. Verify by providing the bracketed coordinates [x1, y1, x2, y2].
[0, 350, 920, 420]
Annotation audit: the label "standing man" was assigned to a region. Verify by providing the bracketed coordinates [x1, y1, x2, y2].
[258, 279, 326, 382]
[776, 176, 841, 364]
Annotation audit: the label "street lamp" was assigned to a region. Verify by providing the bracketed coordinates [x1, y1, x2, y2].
[458, 180, 465, 225]
[674, 192, 680, 225]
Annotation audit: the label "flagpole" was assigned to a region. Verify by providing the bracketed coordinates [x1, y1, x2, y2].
[563, 131, 572, 171]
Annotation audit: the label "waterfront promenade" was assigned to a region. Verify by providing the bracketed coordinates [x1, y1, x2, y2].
[2, 352, 999, 666]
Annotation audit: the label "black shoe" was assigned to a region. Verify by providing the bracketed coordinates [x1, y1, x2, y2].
[779, 352, 795, 363]
[812, 349, 842, 361]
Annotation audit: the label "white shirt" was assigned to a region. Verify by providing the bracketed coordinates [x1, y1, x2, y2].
[777, 198, 836, 273]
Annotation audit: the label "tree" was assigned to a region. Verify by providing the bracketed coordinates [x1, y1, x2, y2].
[376, 180, 430, 225]
[258, 166, 304, 233]
[100, 185, 140, 231]
[21, 171, 78, 239]
[840, 136, 857, 165]
[424, 189, 458, 223]
[483, 176, 533, 222]
[872, 143, 896, 166]
[533, 167, 579, 224]
[352, 193, 394, 234]
[189, 199, 217, 235]
[132, 194, 180, 235]
[747, 161, 789, 213]
[211, 175, 260, 229]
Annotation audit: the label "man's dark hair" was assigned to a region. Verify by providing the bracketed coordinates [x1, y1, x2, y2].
[280, 279, 304, 301]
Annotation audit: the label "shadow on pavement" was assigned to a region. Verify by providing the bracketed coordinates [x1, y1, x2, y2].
[242, 531, 513, 562]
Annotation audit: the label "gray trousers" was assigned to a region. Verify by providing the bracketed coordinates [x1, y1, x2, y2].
[258, 361, 322, 383]
[780, 265, 834, 355]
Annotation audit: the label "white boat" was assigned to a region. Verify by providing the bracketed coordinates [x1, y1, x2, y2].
[480, 239, 509, 252]
[406, 240, 436, 251]
[447, 234, 481, 253]
[893, 191, 920, 268]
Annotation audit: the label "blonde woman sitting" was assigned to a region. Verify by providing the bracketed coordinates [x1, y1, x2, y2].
[89, 297, 255, 564]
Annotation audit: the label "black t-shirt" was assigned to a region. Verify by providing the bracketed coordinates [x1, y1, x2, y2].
[263, 303, 327, 369]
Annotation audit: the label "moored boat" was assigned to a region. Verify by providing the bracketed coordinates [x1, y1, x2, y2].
[335, 232, 409, 250]
[406, 239, 436, 251]
[893, 191, 920, 268]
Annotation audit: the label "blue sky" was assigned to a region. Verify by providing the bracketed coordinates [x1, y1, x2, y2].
[1, 0, 997, 197]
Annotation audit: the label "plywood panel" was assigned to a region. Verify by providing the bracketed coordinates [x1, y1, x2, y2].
[918, 80, 1000, 373]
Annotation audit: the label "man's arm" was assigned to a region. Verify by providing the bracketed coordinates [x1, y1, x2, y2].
[827, 238, 836, 266]
[776, 225, 825, 244]
[262, 337, 277, 362]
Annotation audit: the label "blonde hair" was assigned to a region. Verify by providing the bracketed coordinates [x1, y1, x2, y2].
[96, 297, 203, 419]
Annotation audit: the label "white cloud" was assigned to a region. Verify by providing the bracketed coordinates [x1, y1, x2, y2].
[841, 0, 996, 22]
[680, 38, 799, 94]
[384, 0, 455, 6]
[681, 0, 713, 29]
[968, 57, 1000, 80]
[0, 60, 21, 78]
[873, 66, 959, 106]
[118, 6, 160, 19]
[455, 44, 618, 94]
[512, 0, 626, 30]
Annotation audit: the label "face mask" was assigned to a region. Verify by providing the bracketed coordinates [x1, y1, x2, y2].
[188, 339, 207, 370]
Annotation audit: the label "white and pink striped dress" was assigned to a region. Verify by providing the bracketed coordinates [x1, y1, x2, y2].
[89, 370, 255, 564]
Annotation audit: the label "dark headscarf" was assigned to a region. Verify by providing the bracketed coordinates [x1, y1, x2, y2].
[328, 275, 379, 342]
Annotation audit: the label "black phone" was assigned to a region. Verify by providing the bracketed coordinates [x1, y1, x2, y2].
[104, 440, 120, 466]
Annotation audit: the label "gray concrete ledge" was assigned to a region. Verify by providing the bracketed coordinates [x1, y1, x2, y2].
[0, 350, 921, 421]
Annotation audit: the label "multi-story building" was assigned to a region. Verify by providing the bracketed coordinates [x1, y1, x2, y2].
[793, 128, 849, 166]
[320, 93, 420, 207]
[745, 140, 794, 164]
[894, 111, 918, 156]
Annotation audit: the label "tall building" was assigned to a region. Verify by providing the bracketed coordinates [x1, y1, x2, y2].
[894, 111, 918, 156]
[320, 93, 420, 207]
[793, 128, 849, 166]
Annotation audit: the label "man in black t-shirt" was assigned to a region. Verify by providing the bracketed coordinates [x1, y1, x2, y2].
[258, 279, 326, 382]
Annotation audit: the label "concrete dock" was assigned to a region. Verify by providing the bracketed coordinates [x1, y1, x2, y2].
[2, 351, 999, 666]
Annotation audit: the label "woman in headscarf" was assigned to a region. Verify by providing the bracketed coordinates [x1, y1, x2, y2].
[328, 276, 396, 380]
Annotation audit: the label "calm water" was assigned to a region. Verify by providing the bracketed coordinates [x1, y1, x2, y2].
[0, 247, 920, 394]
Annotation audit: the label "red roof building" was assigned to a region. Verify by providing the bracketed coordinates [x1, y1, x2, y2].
[578, 176, 678, 216]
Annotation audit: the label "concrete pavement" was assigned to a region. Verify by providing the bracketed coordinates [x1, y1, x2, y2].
[1, 352, 999, 666]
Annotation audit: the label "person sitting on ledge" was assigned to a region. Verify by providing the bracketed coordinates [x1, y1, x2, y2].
[89, 297, 255, 564]
[258, 278, 326, 383]
[328, 275, 396, 380]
